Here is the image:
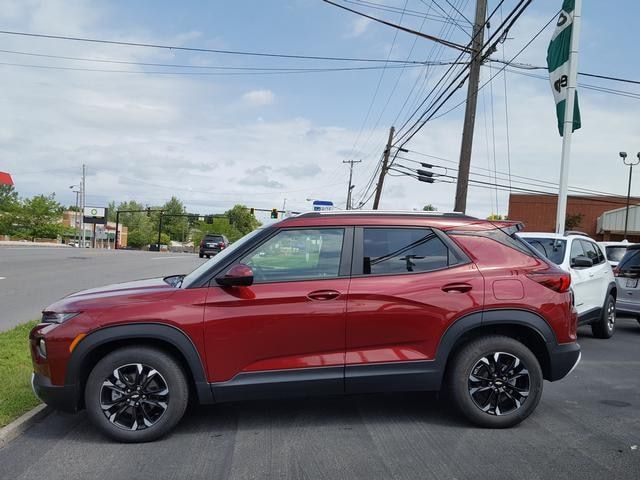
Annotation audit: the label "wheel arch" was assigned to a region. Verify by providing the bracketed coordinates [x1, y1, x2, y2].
[436, 310, 555, 382]
[66, 323, 214, 409]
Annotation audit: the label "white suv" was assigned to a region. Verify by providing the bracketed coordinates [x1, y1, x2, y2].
[519, 232, 617, 338]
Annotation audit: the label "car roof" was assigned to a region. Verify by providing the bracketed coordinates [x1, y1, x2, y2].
[277, 210, 520, 231]
[598, 241, 631, 247]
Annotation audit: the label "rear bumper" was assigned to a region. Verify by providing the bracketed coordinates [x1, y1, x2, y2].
[199, 248, 221, 255]
[616, 298, 640, 316]
[547, 342, 581, 381]
[31, 373, 79, 413]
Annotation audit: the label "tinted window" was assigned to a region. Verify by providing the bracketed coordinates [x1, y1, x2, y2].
[580, 240, 602, 265]
[205, 235, 224, 243]
[242, 228, 344, 282]
[362, 228, 450, 275]
[619, 248, 640, 274]
[606, 246, 628, 262]
[522, 237, 566, 265]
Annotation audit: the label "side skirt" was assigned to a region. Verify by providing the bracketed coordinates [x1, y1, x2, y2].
[578, 307, 601, 326]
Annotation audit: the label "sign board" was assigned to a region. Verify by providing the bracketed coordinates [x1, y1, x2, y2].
[83, 206, 107, 225]
[312, 200, 333, 212]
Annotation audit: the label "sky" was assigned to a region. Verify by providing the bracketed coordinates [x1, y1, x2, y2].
[1, 0, 640, 223]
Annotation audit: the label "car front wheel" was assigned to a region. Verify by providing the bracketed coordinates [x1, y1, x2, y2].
[448, 335, 543, 428]
[592, 294, 615, 339]
[85, 346, 189, 443]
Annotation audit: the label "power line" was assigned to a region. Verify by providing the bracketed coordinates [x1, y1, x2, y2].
[344, 0, 461, 23]
[0, 29, 435, 64]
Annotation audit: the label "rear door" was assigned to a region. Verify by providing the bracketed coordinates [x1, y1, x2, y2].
[345, 226, 483, 393]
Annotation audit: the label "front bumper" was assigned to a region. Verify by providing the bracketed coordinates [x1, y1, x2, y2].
[547, 342, 581, 381]
[31, 373, 79, 413]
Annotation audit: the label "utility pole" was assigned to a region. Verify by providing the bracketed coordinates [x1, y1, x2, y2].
[343, 159, 361, 210]
[80, 164, 86, 247]
[454, 0, 487, 214]
[373, 126, 395, 210]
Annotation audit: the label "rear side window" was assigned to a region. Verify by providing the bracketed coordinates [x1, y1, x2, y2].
[362, 228, 451, 275]
[523, 237, 567, 265]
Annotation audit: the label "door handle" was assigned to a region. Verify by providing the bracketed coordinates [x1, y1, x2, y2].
[442, 283, 472, 293]
[307, 290, 341, 301]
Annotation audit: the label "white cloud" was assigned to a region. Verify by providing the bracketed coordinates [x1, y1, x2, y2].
[346, 17, 371, 38]
[241, 89, 275, 107]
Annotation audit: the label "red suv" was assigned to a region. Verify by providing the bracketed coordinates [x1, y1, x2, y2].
[30, 212, 580, 442]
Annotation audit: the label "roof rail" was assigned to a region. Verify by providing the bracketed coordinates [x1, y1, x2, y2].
[564, 230, 591, 237]
[295, 210, 477, 219]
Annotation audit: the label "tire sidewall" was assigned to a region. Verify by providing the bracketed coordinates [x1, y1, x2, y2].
[85, 347, 189, 443]
[449, 336, 543, 428]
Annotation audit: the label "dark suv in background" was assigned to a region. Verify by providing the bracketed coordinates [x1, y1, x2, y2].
[30, 211, 580, 442]
[199, 233, 229, 258]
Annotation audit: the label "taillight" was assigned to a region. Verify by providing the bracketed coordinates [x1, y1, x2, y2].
[218, 242, 225, 249]
[613, 267, 620, 277]
[527, 270, 572, 293]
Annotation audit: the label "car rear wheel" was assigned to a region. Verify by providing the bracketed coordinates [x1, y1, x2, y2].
[448, 335, 543, 428]
[198, 252, 204, 258]
[85, 346, 189, 443]
[591, 294, 615, 339]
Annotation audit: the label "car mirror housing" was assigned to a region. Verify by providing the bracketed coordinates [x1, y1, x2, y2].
[571, 255, 593, 268]
[216, 264, 254, 287]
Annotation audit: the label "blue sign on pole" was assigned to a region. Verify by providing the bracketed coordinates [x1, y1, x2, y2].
[312, 200, 334, 211]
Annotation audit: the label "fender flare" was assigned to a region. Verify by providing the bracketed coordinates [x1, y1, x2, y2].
[433, 309, 555, 380]
[66, 323, 214, 404]
[606, 281, 617, 298]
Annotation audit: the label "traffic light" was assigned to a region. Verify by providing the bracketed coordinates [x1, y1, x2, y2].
[417, 167, 434, 184]
[250, 207, 255, 216]
[270, 208, 278, 219]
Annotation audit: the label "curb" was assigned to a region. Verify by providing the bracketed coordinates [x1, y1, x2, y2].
[0, 404, 51, 448]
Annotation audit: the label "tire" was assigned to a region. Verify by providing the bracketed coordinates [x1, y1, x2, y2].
[591, 294, 615, 339]
[448, 335, 543, 428]
[198, 252, 204, 258]
[206, 255, 210, 259]
[85, 346, 189, 443]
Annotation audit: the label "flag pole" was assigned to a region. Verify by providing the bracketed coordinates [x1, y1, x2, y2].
[555, 0, 582, 234]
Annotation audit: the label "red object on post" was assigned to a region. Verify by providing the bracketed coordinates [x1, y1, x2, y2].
[0, 171, 14, 186]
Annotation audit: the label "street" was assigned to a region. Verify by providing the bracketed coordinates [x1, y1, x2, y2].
[0, 246, 205, 331]
[1, 320, 639, 480]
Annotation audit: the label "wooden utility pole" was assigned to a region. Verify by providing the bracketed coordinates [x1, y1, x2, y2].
[454, 0, 487, 214]
[372, 126, 395, 210]
[343, 159, 362, 210]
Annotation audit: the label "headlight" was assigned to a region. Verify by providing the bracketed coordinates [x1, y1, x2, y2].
[41, 312, 80, 324]
[36, 338, 47, 358]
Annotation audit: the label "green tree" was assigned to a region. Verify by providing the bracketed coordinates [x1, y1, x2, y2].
[159, 197, 189, 241]
[486, 214, 505, 221]
[422, 204, 437, 211]
[224, 204, 261, 236]
[16, 194, 64, 240]
[565, 213, 583, 230]
[0, 184, 20, 235]
[192, 217, 242, 246]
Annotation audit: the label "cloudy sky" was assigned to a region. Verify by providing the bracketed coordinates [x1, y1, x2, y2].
[1, 0, 639, 222]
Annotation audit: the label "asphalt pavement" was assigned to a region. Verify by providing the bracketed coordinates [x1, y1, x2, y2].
[1, 320, 639, 480]
[0, 246, 205, 331]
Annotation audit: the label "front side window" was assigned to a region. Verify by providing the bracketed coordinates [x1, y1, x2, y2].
[242, 228, 344, 283]
[580, 240, 602, 265]
[362, 228, 450, 275]
[569, 240, 585, 263]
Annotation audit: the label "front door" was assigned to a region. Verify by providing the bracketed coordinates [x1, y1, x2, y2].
[203, 227, 351, 401]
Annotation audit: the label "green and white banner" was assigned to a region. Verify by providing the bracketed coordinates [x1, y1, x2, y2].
[547, 0, 581, 136]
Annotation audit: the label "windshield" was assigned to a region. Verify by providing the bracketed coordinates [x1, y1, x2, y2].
[181, 228, 264, 288]
[520, 237, 566, 265]
[606, 246, 627, 263]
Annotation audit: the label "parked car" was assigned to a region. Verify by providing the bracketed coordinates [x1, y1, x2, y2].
[519, 232, 616, 338]
[612, 243, 640, 322]
[31, 211, 580, 442]
[598, 240, 631, 268]
[199, 233, 229, 258]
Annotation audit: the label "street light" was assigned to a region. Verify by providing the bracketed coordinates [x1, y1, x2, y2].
[620, 152, 640, 240]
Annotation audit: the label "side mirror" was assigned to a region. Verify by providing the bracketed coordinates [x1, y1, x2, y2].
[216, 264, 254, 287]
[571, 255, 593, 268]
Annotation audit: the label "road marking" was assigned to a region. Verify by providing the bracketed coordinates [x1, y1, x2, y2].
[150, 256, 188, 260]
[0, 277, 6, 280]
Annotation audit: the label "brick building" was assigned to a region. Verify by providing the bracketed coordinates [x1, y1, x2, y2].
[507, 194, 640, 241]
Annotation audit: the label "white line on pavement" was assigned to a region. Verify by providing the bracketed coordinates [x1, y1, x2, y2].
[150, 256, 187, 260]
[0, 277, 6, 280]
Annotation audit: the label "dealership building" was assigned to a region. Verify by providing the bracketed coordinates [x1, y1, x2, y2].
[508, 194, 640, 242]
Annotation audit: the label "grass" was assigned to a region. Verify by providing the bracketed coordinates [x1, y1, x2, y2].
[0, 320, 41, 427]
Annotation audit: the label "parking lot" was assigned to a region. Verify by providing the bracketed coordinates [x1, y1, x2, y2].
[0, 321, 638, 479]
[0, 246, 204, 331]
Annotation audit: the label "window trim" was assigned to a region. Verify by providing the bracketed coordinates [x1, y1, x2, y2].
[351, 226, 470, 278]
[229, 226, 353, 285]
